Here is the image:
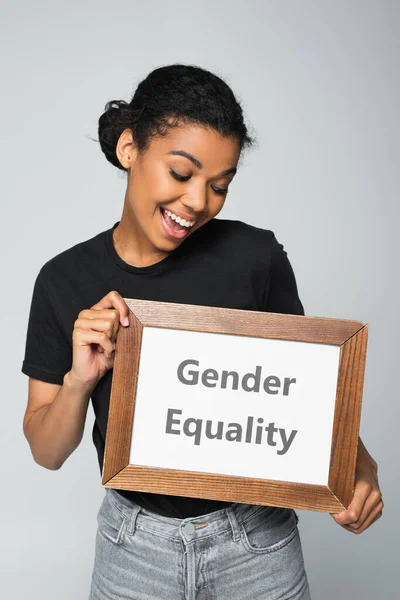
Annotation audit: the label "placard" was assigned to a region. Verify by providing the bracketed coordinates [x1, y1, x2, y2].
[102, 299, 368, 513]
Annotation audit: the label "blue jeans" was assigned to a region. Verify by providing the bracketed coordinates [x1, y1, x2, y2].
[89, 488, 312, 599]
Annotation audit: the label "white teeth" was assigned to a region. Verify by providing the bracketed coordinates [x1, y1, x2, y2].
[164, 209, 195, 228]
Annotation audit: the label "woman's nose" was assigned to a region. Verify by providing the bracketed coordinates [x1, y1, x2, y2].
[181, 189, 207, 214]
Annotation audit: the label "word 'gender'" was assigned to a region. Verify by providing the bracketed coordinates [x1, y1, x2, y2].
[177, 359, 296, 396]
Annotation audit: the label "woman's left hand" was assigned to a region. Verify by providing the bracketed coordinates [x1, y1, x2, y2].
[330, 438, 384, 534]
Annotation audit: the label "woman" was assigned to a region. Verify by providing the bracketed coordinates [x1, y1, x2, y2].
[22, 64, 382, 600]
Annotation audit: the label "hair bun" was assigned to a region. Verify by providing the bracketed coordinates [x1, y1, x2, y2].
[98, 100, 130, 170]
[105, 100, 129, 113]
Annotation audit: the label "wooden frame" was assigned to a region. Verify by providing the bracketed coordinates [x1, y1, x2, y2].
[102, 298, 368, 513]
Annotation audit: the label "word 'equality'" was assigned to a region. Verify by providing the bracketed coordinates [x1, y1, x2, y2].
[165, 409, 298, 455]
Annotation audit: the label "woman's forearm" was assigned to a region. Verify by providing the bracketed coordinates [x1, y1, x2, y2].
[25, 371, 95, 470]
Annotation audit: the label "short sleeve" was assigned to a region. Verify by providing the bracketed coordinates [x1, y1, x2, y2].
[264, 233, 305, 316]
[21, 268, 72, 385]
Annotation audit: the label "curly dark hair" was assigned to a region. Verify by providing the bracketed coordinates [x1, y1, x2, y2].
[98, 63, 256, 171]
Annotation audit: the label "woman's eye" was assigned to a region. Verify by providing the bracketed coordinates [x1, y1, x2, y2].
[169, 169, 190, 182]
[212, 186, 229, 195]
[169, 168, 229, 195]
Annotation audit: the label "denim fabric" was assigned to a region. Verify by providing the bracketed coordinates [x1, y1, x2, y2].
[89, 488, 312, 599]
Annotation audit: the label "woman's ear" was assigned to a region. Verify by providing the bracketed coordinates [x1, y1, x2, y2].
[116, 128, 138, 170]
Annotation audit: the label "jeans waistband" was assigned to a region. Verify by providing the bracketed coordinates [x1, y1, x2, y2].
[106, 487, 275, 542]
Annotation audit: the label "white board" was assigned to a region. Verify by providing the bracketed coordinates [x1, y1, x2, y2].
[129, 326, 340, 485]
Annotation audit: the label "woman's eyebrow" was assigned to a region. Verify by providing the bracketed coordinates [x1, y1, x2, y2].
[167, 150, 237, 176]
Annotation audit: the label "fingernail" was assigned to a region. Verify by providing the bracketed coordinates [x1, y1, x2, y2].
[123, 316, 129, 326]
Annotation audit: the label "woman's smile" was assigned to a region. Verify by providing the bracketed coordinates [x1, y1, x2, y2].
[159, 206, 198, 240]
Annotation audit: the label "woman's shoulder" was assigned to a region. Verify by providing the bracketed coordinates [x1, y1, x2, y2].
[35, 225, 109, 288]
[208, 216, 276, 249]
[186, 217, 280, 274]
[209, 216, 274, 236]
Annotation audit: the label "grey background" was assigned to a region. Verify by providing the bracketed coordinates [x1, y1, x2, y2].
[1, 0, 398, 598]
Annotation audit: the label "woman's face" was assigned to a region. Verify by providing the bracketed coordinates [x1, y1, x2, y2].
[116, 122, 241, 259]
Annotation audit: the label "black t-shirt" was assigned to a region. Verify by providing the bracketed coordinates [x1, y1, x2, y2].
[21, 217, 305, 518]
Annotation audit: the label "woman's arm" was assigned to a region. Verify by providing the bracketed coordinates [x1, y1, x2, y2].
[23, 372, 95, 470]
[330, 436, 383, 534]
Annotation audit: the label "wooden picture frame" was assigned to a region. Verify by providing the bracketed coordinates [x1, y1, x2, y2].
[102, 298, 368, 513]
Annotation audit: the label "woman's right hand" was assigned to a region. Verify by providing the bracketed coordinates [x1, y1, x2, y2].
[68, 290, 130, 388]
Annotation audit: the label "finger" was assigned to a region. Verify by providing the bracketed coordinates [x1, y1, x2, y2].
[73, 328, 115, 357]
[342, 504, 383, 534]
[75, 314, 120, 341]
[350, 488, 383, 529]
[331, 483, 369, 526]
[370, 511, 383, 526]
[90, 291, 130, 327]
[96, 343, 115, 355]
[78, 308, 118, 320]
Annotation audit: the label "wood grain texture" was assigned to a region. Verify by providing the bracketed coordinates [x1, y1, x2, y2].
[123, 298, 364, 345]
[328, 325, 368, 507]
[104, 465, 344, 512]
[101, 298, 368, 513]
[102, 309, 142, 483]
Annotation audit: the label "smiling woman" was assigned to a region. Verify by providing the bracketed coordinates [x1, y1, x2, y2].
[108, 117, 242, 263]
[21, 63, 312, 599]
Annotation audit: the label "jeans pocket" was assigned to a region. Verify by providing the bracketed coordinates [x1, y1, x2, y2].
[97, 492, 127, 545]
[240, 506, 299, 555]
